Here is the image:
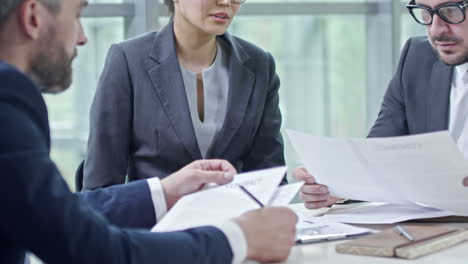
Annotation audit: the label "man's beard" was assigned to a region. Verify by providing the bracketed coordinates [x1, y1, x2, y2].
[430, 34, 468, 66]
[29, 28, 76, 94]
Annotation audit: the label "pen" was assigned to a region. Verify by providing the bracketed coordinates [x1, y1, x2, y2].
[394, 225, 415, 241]
[296, 233, 347, 244]
[239, 185, 264, 208]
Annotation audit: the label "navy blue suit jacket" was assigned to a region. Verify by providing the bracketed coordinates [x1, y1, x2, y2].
[369, 36, 452, 137]
[0, 62, 232, 264]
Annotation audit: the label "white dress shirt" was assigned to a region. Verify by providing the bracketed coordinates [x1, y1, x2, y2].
[449, 63, 468, 160]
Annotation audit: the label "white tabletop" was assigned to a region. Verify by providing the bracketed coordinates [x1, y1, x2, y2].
[284, 204, 468, 264]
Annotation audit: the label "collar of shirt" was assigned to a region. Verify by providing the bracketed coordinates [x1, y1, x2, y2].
[453, 62, 468, 86]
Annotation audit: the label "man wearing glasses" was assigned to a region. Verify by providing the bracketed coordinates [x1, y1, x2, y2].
[295, 0, 468, 210]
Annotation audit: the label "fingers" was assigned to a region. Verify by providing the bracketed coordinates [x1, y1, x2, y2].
[236, 207, 297, 262]
[188, 169, 234, 186]
[463, 177, 468, 187]
[292, 167, 316, 183]
[301, 183, 328, 195]
[303, 196, 342, 209]
[191, 159, 237, 177]
[299, 192, 329, 203]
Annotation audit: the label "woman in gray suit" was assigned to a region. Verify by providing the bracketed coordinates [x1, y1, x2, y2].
[83, 0, 286, 189]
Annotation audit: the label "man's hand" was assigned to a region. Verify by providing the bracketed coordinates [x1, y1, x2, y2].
[234, 207, 297, 263]
[293, 167, 342, 209]
[161, 160, 236, 209]
[464, 177, 468, 187]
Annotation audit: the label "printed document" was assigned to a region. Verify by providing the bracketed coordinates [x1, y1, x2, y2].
[287, 130, 468, 216]
[152, 167, 304, 232]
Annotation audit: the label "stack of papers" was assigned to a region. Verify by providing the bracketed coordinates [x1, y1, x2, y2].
[287, 130, 468, 218]
[302, 203, 454, 224]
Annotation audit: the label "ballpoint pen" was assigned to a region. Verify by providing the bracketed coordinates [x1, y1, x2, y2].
[394, 225, 415, 241]
[238, 185, 264, 208]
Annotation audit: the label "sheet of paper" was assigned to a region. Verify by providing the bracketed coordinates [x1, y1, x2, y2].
[152, 167, 287, 232]
[267, 181, 304, 206]
[302, 203, 453, 224]
[296, 220, 371, 238]
[287, 130, 468, 216]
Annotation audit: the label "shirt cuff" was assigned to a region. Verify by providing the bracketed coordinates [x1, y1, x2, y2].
[146, 178, 168, 222]
[212, 220, 248, 264]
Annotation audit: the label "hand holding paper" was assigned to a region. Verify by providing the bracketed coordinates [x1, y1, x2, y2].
[152, 167, 303, 232]
[160, 159, 236, 209]
[287, 130, 468, 216]
[293, 166, 341, 209]
[153, 167, 304, 263]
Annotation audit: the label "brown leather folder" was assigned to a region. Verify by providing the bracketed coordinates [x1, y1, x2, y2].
[336, 225, 468, 259]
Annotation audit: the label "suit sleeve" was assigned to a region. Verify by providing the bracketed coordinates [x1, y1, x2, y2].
[78, 180, 156, 228]
[368, 38, 412, 137]
[0, 98, 233, 264]
[83, 44, 133, 190]
[241, 52, 287, 184]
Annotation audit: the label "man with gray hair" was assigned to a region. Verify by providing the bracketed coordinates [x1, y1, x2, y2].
[0, 0, 298, 263]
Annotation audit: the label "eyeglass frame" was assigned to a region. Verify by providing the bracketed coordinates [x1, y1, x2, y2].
[232, 0, 246, 4]
[406, 0, 468, 25]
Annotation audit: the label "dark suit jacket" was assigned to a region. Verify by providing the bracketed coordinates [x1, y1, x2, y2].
[83, 20, 285, 189]
[0, 62, 232, 264]
[369, 36, 452, 137]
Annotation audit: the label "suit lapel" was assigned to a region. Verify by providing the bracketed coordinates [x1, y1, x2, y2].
[147, 20, 202, 160]
[427, 61, 453, 132]
[209, 35, 255, 158]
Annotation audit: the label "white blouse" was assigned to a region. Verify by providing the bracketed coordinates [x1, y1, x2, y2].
[180, 42, 230, 158]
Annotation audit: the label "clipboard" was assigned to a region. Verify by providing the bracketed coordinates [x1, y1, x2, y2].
[336, 225, 468, 259]
[295, 221, 371, 244]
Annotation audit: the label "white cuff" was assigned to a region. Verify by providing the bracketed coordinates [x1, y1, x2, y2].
[212, 220, 248, 264]
[146, 178, 168, 222]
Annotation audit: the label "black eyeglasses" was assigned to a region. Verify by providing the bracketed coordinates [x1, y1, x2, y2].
[407, 0, 468, 25]
[232, 0, 246, 4]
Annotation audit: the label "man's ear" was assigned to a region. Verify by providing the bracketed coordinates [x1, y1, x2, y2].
[17, 0, 46, 40]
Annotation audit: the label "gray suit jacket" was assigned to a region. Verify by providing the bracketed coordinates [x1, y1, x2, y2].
[369, 36, 452, 137]
[83, 20, 285, 189]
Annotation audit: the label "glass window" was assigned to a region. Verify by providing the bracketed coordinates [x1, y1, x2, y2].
[228, 15, 366, 170]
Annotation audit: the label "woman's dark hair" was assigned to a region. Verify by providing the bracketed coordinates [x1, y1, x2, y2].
[163, 0, 174, 14]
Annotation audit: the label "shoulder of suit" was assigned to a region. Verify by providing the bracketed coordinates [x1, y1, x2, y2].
[113, 31, 158, 55]
[222, 33, 273, 61]
[0, 62, 41, 100]
[400, 36, 440, 67]
[406, 36, 438, 57]
[0, 62, 49, 136]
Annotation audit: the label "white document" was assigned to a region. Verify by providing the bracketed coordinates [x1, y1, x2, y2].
[152, 167, 303, 232]
[287, 130, 468, 216]
[296, 220, 371, 242]
[302, 203, 453, 224]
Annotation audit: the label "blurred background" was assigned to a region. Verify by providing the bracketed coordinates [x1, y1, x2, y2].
[31, 1, 425, 262]
[44, 0, 425, 190]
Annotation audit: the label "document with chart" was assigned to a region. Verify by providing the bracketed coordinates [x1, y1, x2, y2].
[287, 130, 468, 216]
[152, 167, 304, 232]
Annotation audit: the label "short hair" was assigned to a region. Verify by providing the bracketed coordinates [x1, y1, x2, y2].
[0, 0, 61, 28]
[163, 0, 174, 14]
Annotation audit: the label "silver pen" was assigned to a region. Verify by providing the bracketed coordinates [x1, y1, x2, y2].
[394, 225, 415, 241]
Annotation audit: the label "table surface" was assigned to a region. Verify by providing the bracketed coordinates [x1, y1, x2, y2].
[283, 203, 468, 264]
